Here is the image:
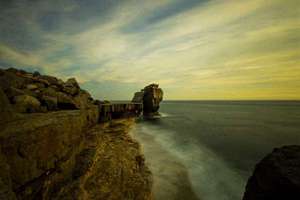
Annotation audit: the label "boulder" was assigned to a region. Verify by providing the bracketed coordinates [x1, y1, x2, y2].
[4, 87, 25, 102]
[243, 145, 300, 200]
[13, 95, 41, 113]
[62, 78, 79, 96]
[0, 70, 32, 91]
[39, 75, 58, 85]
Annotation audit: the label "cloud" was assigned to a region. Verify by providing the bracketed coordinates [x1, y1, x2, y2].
[0, 0, 299, 100]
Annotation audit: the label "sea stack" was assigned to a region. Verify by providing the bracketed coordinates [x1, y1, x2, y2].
[132, 84, 163, 117]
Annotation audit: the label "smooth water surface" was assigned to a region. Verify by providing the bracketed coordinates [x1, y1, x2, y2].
[130, 101, 300, 200]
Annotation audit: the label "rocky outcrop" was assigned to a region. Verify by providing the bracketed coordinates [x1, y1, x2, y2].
[51, 119, 153, 200]
[0, 68, 153, 200]
[243, 145, 300, 200]
[132, 84, 163, 116]
[0, 68, 94, 114]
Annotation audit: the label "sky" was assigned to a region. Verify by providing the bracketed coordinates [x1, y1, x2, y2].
[0, 0, 299, 100]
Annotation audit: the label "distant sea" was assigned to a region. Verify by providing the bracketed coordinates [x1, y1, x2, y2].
[130, 101, 300, 200]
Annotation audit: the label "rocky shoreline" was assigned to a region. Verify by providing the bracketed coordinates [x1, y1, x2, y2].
[1, 67, 299, 200]
[0, 68, 153, 199]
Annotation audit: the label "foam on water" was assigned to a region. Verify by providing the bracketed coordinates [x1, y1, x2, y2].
[131, 120, 245, 200]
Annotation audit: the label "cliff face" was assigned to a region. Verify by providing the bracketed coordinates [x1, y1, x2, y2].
[243, 145, 300, 200]
[0, 68, 152, 200]
[132, 84, 163, 116]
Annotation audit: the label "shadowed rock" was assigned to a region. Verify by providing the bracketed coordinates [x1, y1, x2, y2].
[243, 145, 300, 200]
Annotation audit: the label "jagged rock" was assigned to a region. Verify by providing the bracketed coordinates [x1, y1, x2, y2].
[243, 145, 300, 200]
[12, 95, 42, 113]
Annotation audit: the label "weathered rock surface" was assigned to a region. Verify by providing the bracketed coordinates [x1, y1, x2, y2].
[243, 145, 300, 200]
[0, 67, 153, 200]
[0, 68, 94, 113]
[51, 119, 153, 200]
[132, 83, 163, 116]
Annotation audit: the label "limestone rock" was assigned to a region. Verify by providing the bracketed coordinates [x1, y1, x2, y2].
[0, 107, 99, 199]
[13, 95, 41, 113]
[243, 145, 300, 200]
[73, 89, 93, 109]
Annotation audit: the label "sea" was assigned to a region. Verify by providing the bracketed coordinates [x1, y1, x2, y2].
[129, 101, 300, 200]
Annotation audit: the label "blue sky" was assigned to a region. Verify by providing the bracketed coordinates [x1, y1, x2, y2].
[0, 0, 299, 100]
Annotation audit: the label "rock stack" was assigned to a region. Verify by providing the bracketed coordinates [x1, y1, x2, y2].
[132, 83, 163, 117]
[0, 68, 95, 119]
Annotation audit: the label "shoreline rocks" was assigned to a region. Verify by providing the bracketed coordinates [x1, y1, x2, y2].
[243, 145, 300, 200]
[0, 67, 153, 200]
[0, 68, 95, 114]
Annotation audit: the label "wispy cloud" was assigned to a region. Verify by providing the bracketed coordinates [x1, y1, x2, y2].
[0, 0, 299, 100]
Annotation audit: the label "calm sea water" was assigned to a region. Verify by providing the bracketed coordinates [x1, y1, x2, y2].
[130, 101, 300, 200]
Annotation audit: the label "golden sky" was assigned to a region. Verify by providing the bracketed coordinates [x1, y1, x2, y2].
[0, 0, 299, 100]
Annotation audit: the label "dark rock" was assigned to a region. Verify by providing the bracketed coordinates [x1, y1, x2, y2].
[40, 95, 58, 111]
[62, 78, 79, 96]
[12, 95, 41, 113]
[132, 91, 144, 103]
[57, 92, 78, 110]
[0, 88, 15, 123]
[4, 87, 25, 102]
[132, 83, 163, 116]
[0, 70, 32, 91]
[33, 71, 40, 77]
[243, 145, 300, 200]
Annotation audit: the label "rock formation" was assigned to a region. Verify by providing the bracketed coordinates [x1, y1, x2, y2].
[0, 68, 94, 114]
[132, 83, 163, 116]
[0, 68, 153, 200]
[243, 145, 300, 200]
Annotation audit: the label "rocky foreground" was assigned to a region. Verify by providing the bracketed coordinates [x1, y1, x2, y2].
[0, 68, 152, 200]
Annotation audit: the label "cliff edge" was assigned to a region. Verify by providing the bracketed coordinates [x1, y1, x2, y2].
[0, 68, 152, 200]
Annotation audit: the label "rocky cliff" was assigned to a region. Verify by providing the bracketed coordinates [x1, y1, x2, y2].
[243, 145, 300, 200]
[132, 84, 163, 117]
[0, 68, 152, 200]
